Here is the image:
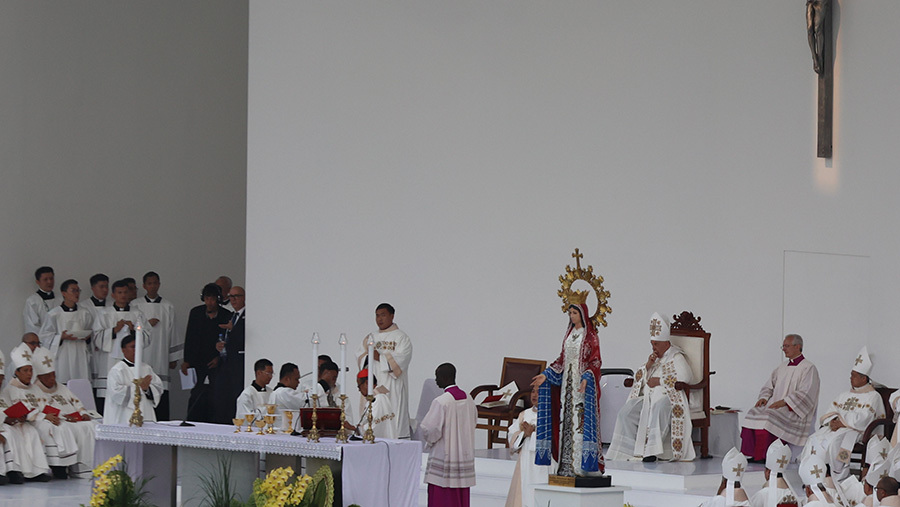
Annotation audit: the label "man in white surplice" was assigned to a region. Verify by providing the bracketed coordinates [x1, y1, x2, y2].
[801, 346, 885, 482]
[131, 271, 179, 421]
[104, 333, 163, 425]
[356, 303, 412, 438]
[39, 279, 93, 384]
[606, 312, 696, 462]
[23, 266, 58, 335]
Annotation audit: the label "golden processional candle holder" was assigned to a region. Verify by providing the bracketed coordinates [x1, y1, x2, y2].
[335, 394, 350, 443]
[129, 378, 144, 427]
[307, 394, 321, 443]
[362, 394, 375, 444]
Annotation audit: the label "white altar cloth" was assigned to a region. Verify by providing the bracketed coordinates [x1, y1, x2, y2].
[96, 422, 422, 507]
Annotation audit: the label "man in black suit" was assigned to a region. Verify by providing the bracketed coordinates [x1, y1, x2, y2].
[182, 283, 232, 422]
[215, 285, 246, 423]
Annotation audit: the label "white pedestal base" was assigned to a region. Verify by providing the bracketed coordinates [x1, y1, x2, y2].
[534, 485, 628, 507]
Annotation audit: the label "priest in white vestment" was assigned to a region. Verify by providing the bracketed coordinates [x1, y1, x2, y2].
[132, 272, 179, 420]
[699, 448, 751, 507]
[749, 440, 801, 507]
[104, 334, 163, 425]
[31, 347, 96, 479]
[40, 279, 94, 384]
[356, 303, 412, 438]
[800, 454, 837, 506]
[742, 334, 820, 462]
[23, 266, 57, 335]
[421, 363, 476, 507]
[505, 389, 549, 507]
[0, 344, 51, 482]
[353, 369, 396, 439]
[607, 312, 696, 462]
[235, 359, 273, 419]
[268, 362, 304, 430]
[802, 347, 885, 482]
[91, 280, 150, 408]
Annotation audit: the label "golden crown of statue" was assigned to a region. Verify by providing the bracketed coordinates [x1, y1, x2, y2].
[558, 248, 612, 328]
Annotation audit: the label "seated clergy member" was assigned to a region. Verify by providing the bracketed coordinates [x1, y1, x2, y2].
[0, 344, 52, 482]
[420, 363, 476, 507]
[1, 346, 51, 485]
[847, 436, 892, 507]
[749, 440, 801, 507]
[606, 312, 695, 462]
[315, 361, 341, 408]
[877, 476, 900, 507]
[104, 333, 163, 425]
[31, 347, 95, 479]
[700, 448, 751, 507]
[801, 347, 884, 481]
[40, 279, 94, 384]
[741, 334, 820, 462]
[505, 389, 548, 507]
[268, 362, 303, 429]
[235, 359, 273, 418]
[800, 454, 835, 506]
[352, 369, 395, 438]
[24, 266, 57, 335]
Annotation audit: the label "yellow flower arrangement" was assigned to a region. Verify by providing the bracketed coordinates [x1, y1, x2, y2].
[82, 454, 154, 507]
[250, 465, 333, 507]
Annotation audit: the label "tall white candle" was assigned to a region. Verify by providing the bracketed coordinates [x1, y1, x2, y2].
[134, 321, 143, 380]
[339, 333, 347, 396]
[311, 332, 320, 390]
[366, 333, 375, 395]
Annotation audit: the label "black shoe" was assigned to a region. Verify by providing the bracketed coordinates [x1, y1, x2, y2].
[0, 475, 8, 485]
[51, 466, 68, 480]
[7, 472, 24, 485]
[25, 473, 51, 482]
[642, 455, 658, 463]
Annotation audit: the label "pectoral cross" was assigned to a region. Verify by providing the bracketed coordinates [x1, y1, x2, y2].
[732, 464, 744, 476]
[572, 248, 583, 269]
[811, 464, 823, 479]
[777, 455, 789, 468]
[807, 0, 833, 158]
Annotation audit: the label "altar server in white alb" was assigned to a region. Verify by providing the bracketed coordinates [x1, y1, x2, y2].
[700, 448, 751, 507]
[504, 389, 548, 507]
[420, 363, 476, 507]
[801, 347, 885, 482]
[131, 271, 178, 420]
[800, 454, 836, 506]
[39, 279, 94, 384]
[24, 266, 58, 336]
[235, 359, 273, 418]
[104, 333, 163, 425]
[749, 440, 801, 507]
[607, 312, 696, 462]
[356, 303, 412, 438]
[354, 369, 396, 439]
[31, 347, 96, 479]
[91, 279, 150, 408]
[0, 344, 52, 482]
[81, 274, 109, 320]
[268, 362, 304, 430]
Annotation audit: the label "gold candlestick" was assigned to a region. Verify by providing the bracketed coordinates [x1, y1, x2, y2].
[335, 394, 349, 443]
[129, 378, 144, 427]
[362, 394, 375, 444]
[307, 394, 320, 443]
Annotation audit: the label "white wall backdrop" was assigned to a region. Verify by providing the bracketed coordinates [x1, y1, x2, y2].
[247, 1, 900, 433]
[1, 1, 249, 419]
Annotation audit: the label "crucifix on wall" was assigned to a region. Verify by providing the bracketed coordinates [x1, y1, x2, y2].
[807, 0, 833, 158]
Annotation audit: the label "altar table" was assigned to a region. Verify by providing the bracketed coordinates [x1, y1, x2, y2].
[95, 422, 422, 507]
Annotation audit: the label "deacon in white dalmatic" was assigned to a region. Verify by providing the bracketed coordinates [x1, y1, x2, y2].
[700, 448, 751, 507]
[104, 333, 163, 425]
[0, 343, 52, 482]
[39, 279, 94, 384]
[505, 389, 549, 507]
[31, 347, 97, 479]
[801, 346, 885, 482]
[356, 303, 412, 438]
[749, 440, 801, 507]
[23, 266, 57, 335]
[606, 312, 695, 462]
[800, 453, 837, 506]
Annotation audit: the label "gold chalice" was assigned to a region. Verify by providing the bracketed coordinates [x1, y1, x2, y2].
[254, 419, 266, 435]
[232, 417, 244, 433]
[264, 415, 276, 434]
[244, 413, 255, 432]
[284, 410, 294, 434]
[266, 404, 277, 415]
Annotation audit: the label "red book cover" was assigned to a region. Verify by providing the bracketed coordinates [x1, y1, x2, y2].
[64, 411, 83, 422]
[4, 401, 32, 419]
[482, 394, 503, 403]
[42, 405, 61, 416]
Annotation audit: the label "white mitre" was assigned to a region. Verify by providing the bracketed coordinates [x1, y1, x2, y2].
[765, 440, 794, 507]
[649, 312, 670, 342]
[853, 346, 873, 376]
[800, 454, 829, 504]
[32, 346, 56, 376]
[868, 459, 890, 488]
[868, 435, 890, 468]
[10, 342, 33, 371]
[722, 447, 748, 505]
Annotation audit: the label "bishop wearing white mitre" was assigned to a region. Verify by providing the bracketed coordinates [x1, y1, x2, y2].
[801, 346, 885, 482]
[606, 312, 695, 462]
[0, 343, 51, 481]
[700, 448, 751, 507]
[749, 440, 801, 507]
[800, 453, 837, 506]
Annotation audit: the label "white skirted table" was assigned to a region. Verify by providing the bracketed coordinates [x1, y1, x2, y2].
[534, 485, 628, 507]
[95, 422, 422, 507]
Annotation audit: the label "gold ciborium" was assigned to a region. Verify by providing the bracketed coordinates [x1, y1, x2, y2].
[232, 418, 244, 433]
[266, 404, 277, 415]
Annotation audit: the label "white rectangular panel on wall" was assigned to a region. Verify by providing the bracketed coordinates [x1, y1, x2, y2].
[783, 250, 870, 420]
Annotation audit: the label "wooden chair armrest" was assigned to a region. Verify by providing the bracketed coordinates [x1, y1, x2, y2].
[624, 378, 634, 388]
[506, 390, 531, 410]
[861, 417, 892, 443]
[675, 378, 709, 393]
[470, 384, 499, 398]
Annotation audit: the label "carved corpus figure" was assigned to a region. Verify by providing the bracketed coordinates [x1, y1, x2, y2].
[807, 0, 829, 74]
